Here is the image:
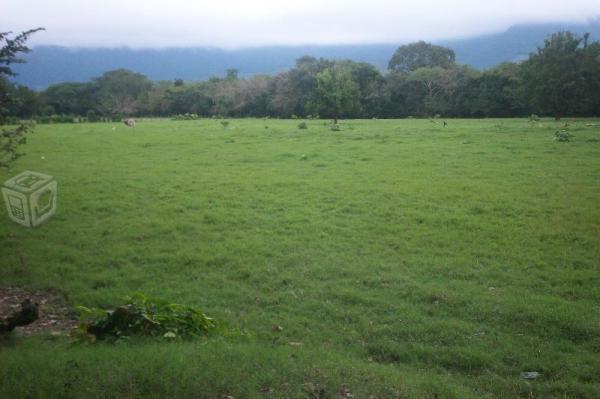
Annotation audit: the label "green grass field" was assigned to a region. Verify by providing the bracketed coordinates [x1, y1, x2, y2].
[1, 118, 599, 398]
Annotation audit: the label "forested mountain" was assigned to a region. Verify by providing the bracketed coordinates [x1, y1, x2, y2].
[10, 20, 600, 89]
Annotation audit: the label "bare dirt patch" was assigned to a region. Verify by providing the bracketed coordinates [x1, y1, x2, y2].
[0, 287, 77, 336]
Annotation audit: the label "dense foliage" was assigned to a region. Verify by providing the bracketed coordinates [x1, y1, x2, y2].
[2, 30, 600, 121]
[76, 292, 220, 341]
[0, 28, 43, 167]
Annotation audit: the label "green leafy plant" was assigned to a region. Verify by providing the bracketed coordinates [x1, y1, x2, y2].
[1, 123, 32, 169]
[75, 292, 220, 342]
[297, 121, 308, 129]
[220, 120, 230, 128]
[554, 130, 571, 142]
[0, 28, 43, 169]
[529, 114, 540, 122]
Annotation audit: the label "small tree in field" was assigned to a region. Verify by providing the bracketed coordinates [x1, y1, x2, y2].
[0, 28, 43, 169]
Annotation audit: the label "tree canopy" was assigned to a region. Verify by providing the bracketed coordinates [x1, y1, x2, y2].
[388, 41, 456, 73]
[309, 64, 361, 122]
[0, 28, 43, 168]
[519, 31, 600, 119]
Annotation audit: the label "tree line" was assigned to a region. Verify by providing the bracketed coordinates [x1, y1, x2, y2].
[1, 30, 599, 122]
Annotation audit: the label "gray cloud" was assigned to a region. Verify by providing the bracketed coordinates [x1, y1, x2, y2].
[2, 0, 600, 48]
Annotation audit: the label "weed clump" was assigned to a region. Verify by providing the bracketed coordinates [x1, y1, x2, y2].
[75, 292, 220, 342]
[297, 121, 308, 129]
[554, 130, 571, 142]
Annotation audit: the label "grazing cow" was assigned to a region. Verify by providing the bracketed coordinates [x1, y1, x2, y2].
[124, 118, 136, 128]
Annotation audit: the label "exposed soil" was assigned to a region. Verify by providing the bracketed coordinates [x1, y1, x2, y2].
[0, 287, 77, 336]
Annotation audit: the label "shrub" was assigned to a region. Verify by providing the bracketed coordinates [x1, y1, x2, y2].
[554, 130, 571, 142]
[0, 116, 19, 125]
[172, 113, 199, 121]
[75, 292, 220, 342]
[220, 121, 230, 128]
[0, 123, 31, 168]
[297, 121, 308, 129]
[47, 114, 76, 123]
[86, 110, 98, 122]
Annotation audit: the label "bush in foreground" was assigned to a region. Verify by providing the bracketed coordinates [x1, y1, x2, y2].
[75, 292, 221, 342]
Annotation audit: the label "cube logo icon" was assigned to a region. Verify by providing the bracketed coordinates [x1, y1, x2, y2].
[2, 171, 57, 227]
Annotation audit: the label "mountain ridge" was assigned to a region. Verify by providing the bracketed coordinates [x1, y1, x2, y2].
[11, 19, 600, 90]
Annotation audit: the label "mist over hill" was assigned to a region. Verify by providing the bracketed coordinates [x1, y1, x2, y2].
[11, 19, 600, 90]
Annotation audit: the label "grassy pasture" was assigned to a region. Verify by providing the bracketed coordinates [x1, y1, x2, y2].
[1, 118, 599, 398]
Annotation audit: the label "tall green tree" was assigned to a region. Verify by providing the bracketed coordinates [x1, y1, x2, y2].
[0, 28, 43, 169]
[269, 56, 332, 117]
[91, 69, 152, 117]
[455, 63, 523, 117]
[344, 61, 386, 117]
[43, 82, 92, 115]
[388, 41, 455, 73]
[519, 31, 600, 119]
[403, 65, 476, 117]
[577, 37, 600, 115]
[165, 84, 212, 116]
[308, 64, 360, 123]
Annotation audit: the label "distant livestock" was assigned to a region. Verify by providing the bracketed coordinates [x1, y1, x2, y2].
[124, 118, 136, 128]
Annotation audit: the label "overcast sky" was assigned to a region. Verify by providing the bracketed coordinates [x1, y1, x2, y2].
[2, 0, 600, 48]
